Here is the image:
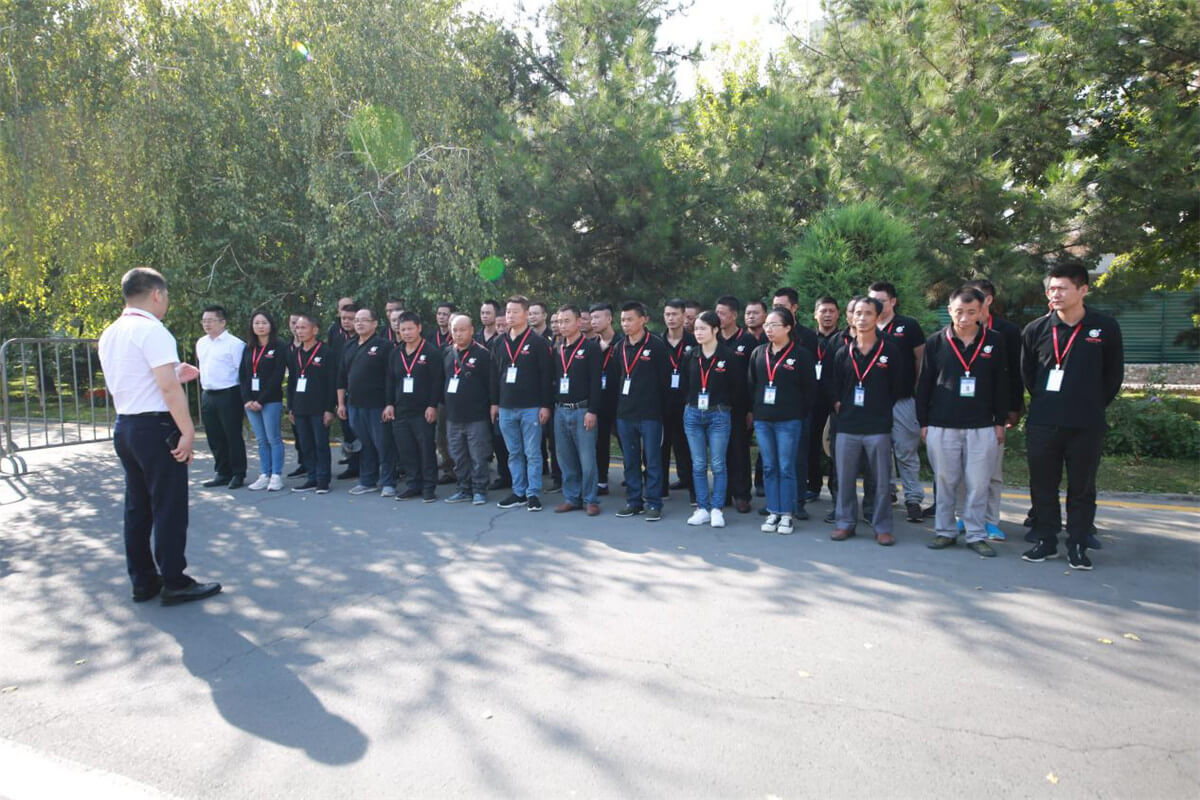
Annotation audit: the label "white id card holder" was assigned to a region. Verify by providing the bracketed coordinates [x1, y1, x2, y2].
[853, 385, 865, 407]
[251, 377, 260, 392]
[671, 372, 680, 389]
[959, 376, 976, 397]
[601, 374, 607, 390]
[559, 377, 570, 394]
[814, 363, 822, 381]
[446, 377, 459, 394]
[1046, 368, 1064, 392]
[697, 392, 709, 411]
[402, 376, 415, 394]
[622, 377, 632, 395]
[506, 366, 518, 384]
[763, 385, 777, 405]
[295, 377, 307, 393]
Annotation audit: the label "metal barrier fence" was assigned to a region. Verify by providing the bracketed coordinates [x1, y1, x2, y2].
[0, 338, 200, 475]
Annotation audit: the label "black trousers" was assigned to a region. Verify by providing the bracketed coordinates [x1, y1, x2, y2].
[596, 412, 618, 485]
[492, 418, 511, 484]
[113, 414, 190, 589]
[808, 403, 835, 493]
[393, 412, 438, 493]
[200, 387, 246, 479]
[661, 404, 692, 490]
[1026, 423, 1106, 548]
[725, 408, 752, 503]
[542, 416, 561, 482]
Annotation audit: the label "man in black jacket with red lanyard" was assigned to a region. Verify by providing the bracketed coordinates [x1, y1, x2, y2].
[444, 314, 497, 505]
[552, 305, 604, 515]
[384, 311, 444, 502]
[1020, 262, 1123, 570]
[287, 311, 337, 493]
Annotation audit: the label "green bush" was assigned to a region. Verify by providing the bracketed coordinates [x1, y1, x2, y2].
[1103, 396, 1200, 459]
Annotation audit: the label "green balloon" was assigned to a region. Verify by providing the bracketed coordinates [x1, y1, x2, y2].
[479, 256, 505, 281]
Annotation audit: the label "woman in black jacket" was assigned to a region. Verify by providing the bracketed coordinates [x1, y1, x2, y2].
[240, 310, 288, 491]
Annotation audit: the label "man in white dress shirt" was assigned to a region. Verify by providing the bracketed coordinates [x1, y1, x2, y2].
[196, 304, 247, 488]
[98, 267, 221, 605]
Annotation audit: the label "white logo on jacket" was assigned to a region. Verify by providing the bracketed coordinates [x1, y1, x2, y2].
[983, 345, 994, 354]
[879, 355, 889, 364]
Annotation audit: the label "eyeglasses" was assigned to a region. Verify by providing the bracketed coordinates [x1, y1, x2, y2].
[763, 322, 786, 330]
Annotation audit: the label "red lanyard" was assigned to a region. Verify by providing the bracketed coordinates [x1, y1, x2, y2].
[945, 327, 987, 376]
[622, 337, 646, 378]
[436, 330, 450, 348]
[880, 319, 895, 336]
[297, 342, 322, 377]
[559, 336, 586, 375]
[601, 340, 616, 371]
[1052, 322, 1082, 369]
[985, 314, 994, 330]
[251, 343, 269, 377]
[504, 328, 533, 367]
[724, 327, 744, 344]
[398, 338, 426, 377]
[851, 339, 884, 385]
[698, 352, 717, 392]
[666, 337, 686, 371]
[817, 341, 827, 364]
[453, 346, 472, 377]
[763, 342, 794, 385]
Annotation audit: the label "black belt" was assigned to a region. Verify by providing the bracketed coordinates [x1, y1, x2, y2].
[203, 386, 238, 394]
[556, 401, 589, 410]
[118, 411, 172, 419]
[689, 403, 731, 412]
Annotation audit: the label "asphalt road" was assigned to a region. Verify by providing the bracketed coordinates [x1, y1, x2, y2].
[1, 442, 1197, 799]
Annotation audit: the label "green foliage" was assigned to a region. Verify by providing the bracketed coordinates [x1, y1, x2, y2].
[1104, 395, 1200, 459]
[784, 202, 933, 327]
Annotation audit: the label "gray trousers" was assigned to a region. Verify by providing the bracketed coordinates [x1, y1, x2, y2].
[835, 432, 893, 534]
[928, 426, 997, 543]
[447, 419, 492, 493]
[891, 397, 923, 504]
[955, 440, 1004, 525]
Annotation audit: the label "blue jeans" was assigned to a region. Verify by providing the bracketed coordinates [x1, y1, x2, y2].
[499, 407, 543, 498]
[755, 418, 802, 515]
[554, 406, 598, 506]
[683, 405, 731, 511]
[246, 401, 285, 476]
[348, 405, 395, 489]
[616, 417, 664, 510]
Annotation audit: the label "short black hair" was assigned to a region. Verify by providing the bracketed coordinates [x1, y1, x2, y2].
[684, 299, 702, 311]
[121, 267, 167, 299]
[386, 297, 406, 307]
[436, 301, 455, 313]
[664, 297, 686, 311]
[772, 287, 800, 306]
[529, 301, 547, 313]
[202, 304, 227, 320]
[855, 296, 883, 315]
[868, 281, 897, 299]
[481, 299, 500, 313]
[295, 310, 320, 327]
[949, 286, 986, 305]
[620, 300, 648, 317]
[558, 303, 581, 318]
[814, 295, 839, 309]
[589, 301, 614, 314]
[396, 310, 421, 326]
[964, 279, 996, 299]
[507, 295, 531, 310]
[246, 309, 278, 342]
[355, 306, 377, 322]
[1047, 261, 1090, 287]
[715, 295, 741, 313]
[339, 302, 360, 314]
[744, 299, 767, 312]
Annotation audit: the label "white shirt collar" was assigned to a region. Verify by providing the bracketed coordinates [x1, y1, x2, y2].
[122, 307, 159, 322]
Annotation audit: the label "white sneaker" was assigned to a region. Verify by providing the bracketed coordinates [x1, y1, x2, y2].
[687, 509, 711, 526]
[710, 509, 726, 528]
[761, 513, 780, 533]
[247, 475, 270, 491]
[380, 486, 396, 498]
[267, 474, 284, 492]
[777, 514, 794, 535]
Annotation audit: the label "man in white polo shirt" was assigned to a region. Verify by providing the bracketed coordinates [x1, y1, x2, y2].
[97, 267, 221, 605]
[196, 304, 247, 488]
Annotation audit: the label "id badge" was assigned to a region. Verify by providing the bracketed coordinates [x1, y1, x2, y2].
[295, 377, 307, 393]
[959, 376, 976, 397]
[446, 377, 459, 394]
[506, 366, 518, 384]
[559, 376, 571, 395]
[853, 384, 865, 407]
[697, 392, 709, 411]
[601, 374, 608, 390]
[251, 377, 260, 392]
[814, 363, 823, 381]
[402, 376, 415, 394]
[622, 377, 632, 395]
[763, 385, 777, 405]
[1046, 368, 1064, 392]
[670, 372, 680, 389]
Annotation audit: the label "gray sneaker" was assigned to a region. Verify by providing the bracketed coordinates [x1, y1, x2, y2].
[380, 486, 397, 498]
[348, 484, 379, 496]
[472, 493, 487, 505]
[445, 490, 471, 503]
[645, 507, 662, 522]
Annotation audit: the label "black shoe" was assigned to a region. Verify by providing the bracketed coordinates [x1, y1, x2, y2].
[669, 480, 685, 491]
[423, 492, 437, 503]
[1067, 544, 1093, 570]
[202, 476, 231, 488]
[488, 478, 511, 491]
[292, 480, 318, 493]
[132, 577, 163, 603]
[161, 579, 222, 606]
[546, 482, 562, 494]
[338, 457, 350, 465]
[965, 540, 997, 558]
[336, 469, 359, 481]
[927, 535, 956, 550]
[315, 484, 330, 494]
[645, 507, 662, 522]
[922, 504, 936, 519]
[227, 476, 245, 490]
[287, 465, 308, 478]
[527, 496, 543, 512]
[823, 509, 835, 524]
[497, 493, 527, 509]
[794, 507, 809, 521]
[397, 487, 423, 500]
[905, 502, 923, 523]
[1022, 541, 1058, 562]
[615, 505, 643, 517]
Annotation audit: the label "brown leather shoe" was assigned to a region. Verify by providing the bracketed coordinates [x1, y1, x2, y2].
[831, 528, 856, 541]
[875, 532, 896, 546]
[734, 498, 752, 514]
[554, 502, 582, 513]
[586, 503, 601, 516]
